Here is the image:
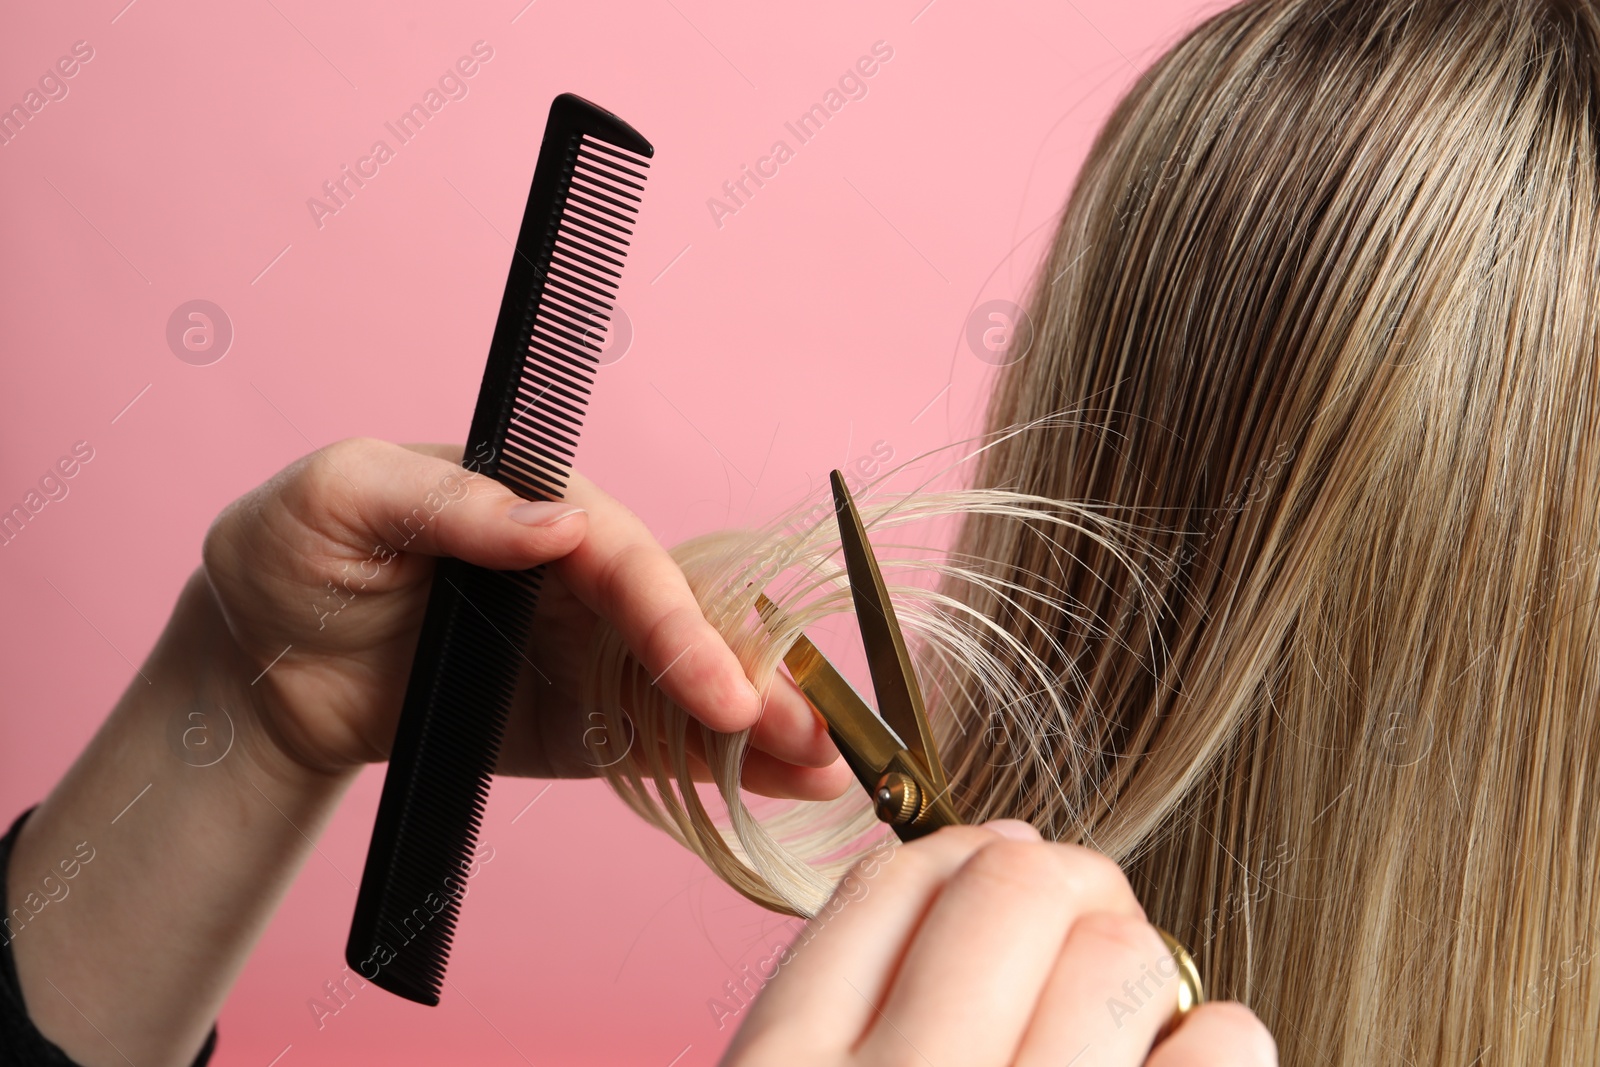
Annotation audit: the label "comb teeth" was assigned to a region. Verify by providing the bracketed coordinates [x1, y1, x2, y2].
[347, 95, 651, 1007]
[494, 134, 650, 503]
[342, 558, 541, 1003]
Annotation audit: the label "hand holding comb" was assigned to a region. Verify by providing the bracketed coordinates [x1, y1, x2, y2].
[345, 93, 652, 1006]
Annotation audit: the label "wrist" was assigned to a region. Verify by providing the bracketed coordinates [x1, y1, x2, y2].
[169, 566, 360, 796]
[7, 569, 358, 1065]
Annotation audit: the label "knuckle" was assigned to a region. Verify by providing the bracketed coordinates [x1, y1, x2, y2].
[1057, 841, 1127, 886]
[326, 435, 382, 465]
[958, 839, 1069, 901]
[865, 825, 1022, 894]
[642, 601, 704, 680]
[871, 825, 996, 889]
[1075, 912, 1183, 1021]
[903, 825, 1005, 874]
[308, 437, 371, 486]
[295, 438, 369, 499]
[1075, 910, 1169, 964]
[648, 597, 701, 645]
[1052, 843, 1142, 915]
[595, 540, 652, 617]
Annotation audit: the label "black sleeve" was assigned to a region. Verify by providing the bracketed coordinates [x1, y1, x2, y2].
[0, 806, 218, 1066]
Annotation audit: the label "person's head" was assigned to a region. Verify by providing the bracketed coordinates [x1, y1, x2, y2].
[588, 0, 1600, 1060]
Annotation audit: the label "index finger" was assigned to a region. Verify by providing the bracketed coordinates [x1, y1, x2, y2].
[546, 469, 763, 733]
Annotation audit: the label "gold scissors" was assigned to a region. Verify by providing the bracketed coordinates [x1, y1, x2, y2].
[755, 469, 1204, 1026]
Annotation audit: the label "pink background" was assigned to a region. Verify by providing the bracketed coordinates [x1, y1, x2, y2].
[0, 1, 1217, 1062]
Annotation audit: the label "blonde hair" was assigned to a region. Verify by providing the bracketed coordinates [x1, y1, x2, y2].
[584, 0, 1600, 1061]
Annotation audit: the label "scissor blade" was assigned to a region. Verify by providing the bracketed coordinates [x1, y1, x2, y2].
[829, 470, 948, 793]
[753, 593, 900, 795]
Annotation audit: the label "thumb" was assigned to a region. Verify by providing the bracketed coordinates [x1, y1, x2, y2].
[290, 437, 589, 571]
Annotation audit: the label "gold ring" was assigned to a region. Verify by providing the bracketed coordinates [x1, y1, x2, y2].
[1153, 927, 1204, 1041]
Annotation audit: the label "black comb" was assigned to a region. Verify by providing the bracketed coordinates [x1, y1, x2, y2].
[345, 93, 653, 1006]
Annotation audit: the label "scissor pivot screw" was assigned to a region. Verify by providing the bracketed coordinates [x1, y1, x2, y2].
[874, 772, 921, 825]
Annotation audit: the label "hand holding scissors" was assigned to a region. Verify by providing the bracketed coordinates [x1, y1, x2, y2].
[724, 471, 1275, 1065]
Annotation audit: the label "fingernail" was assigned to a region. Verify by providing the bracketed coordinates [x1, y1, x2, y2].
[508, 502, 586, 526]
[982, 818, 1041, 841]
